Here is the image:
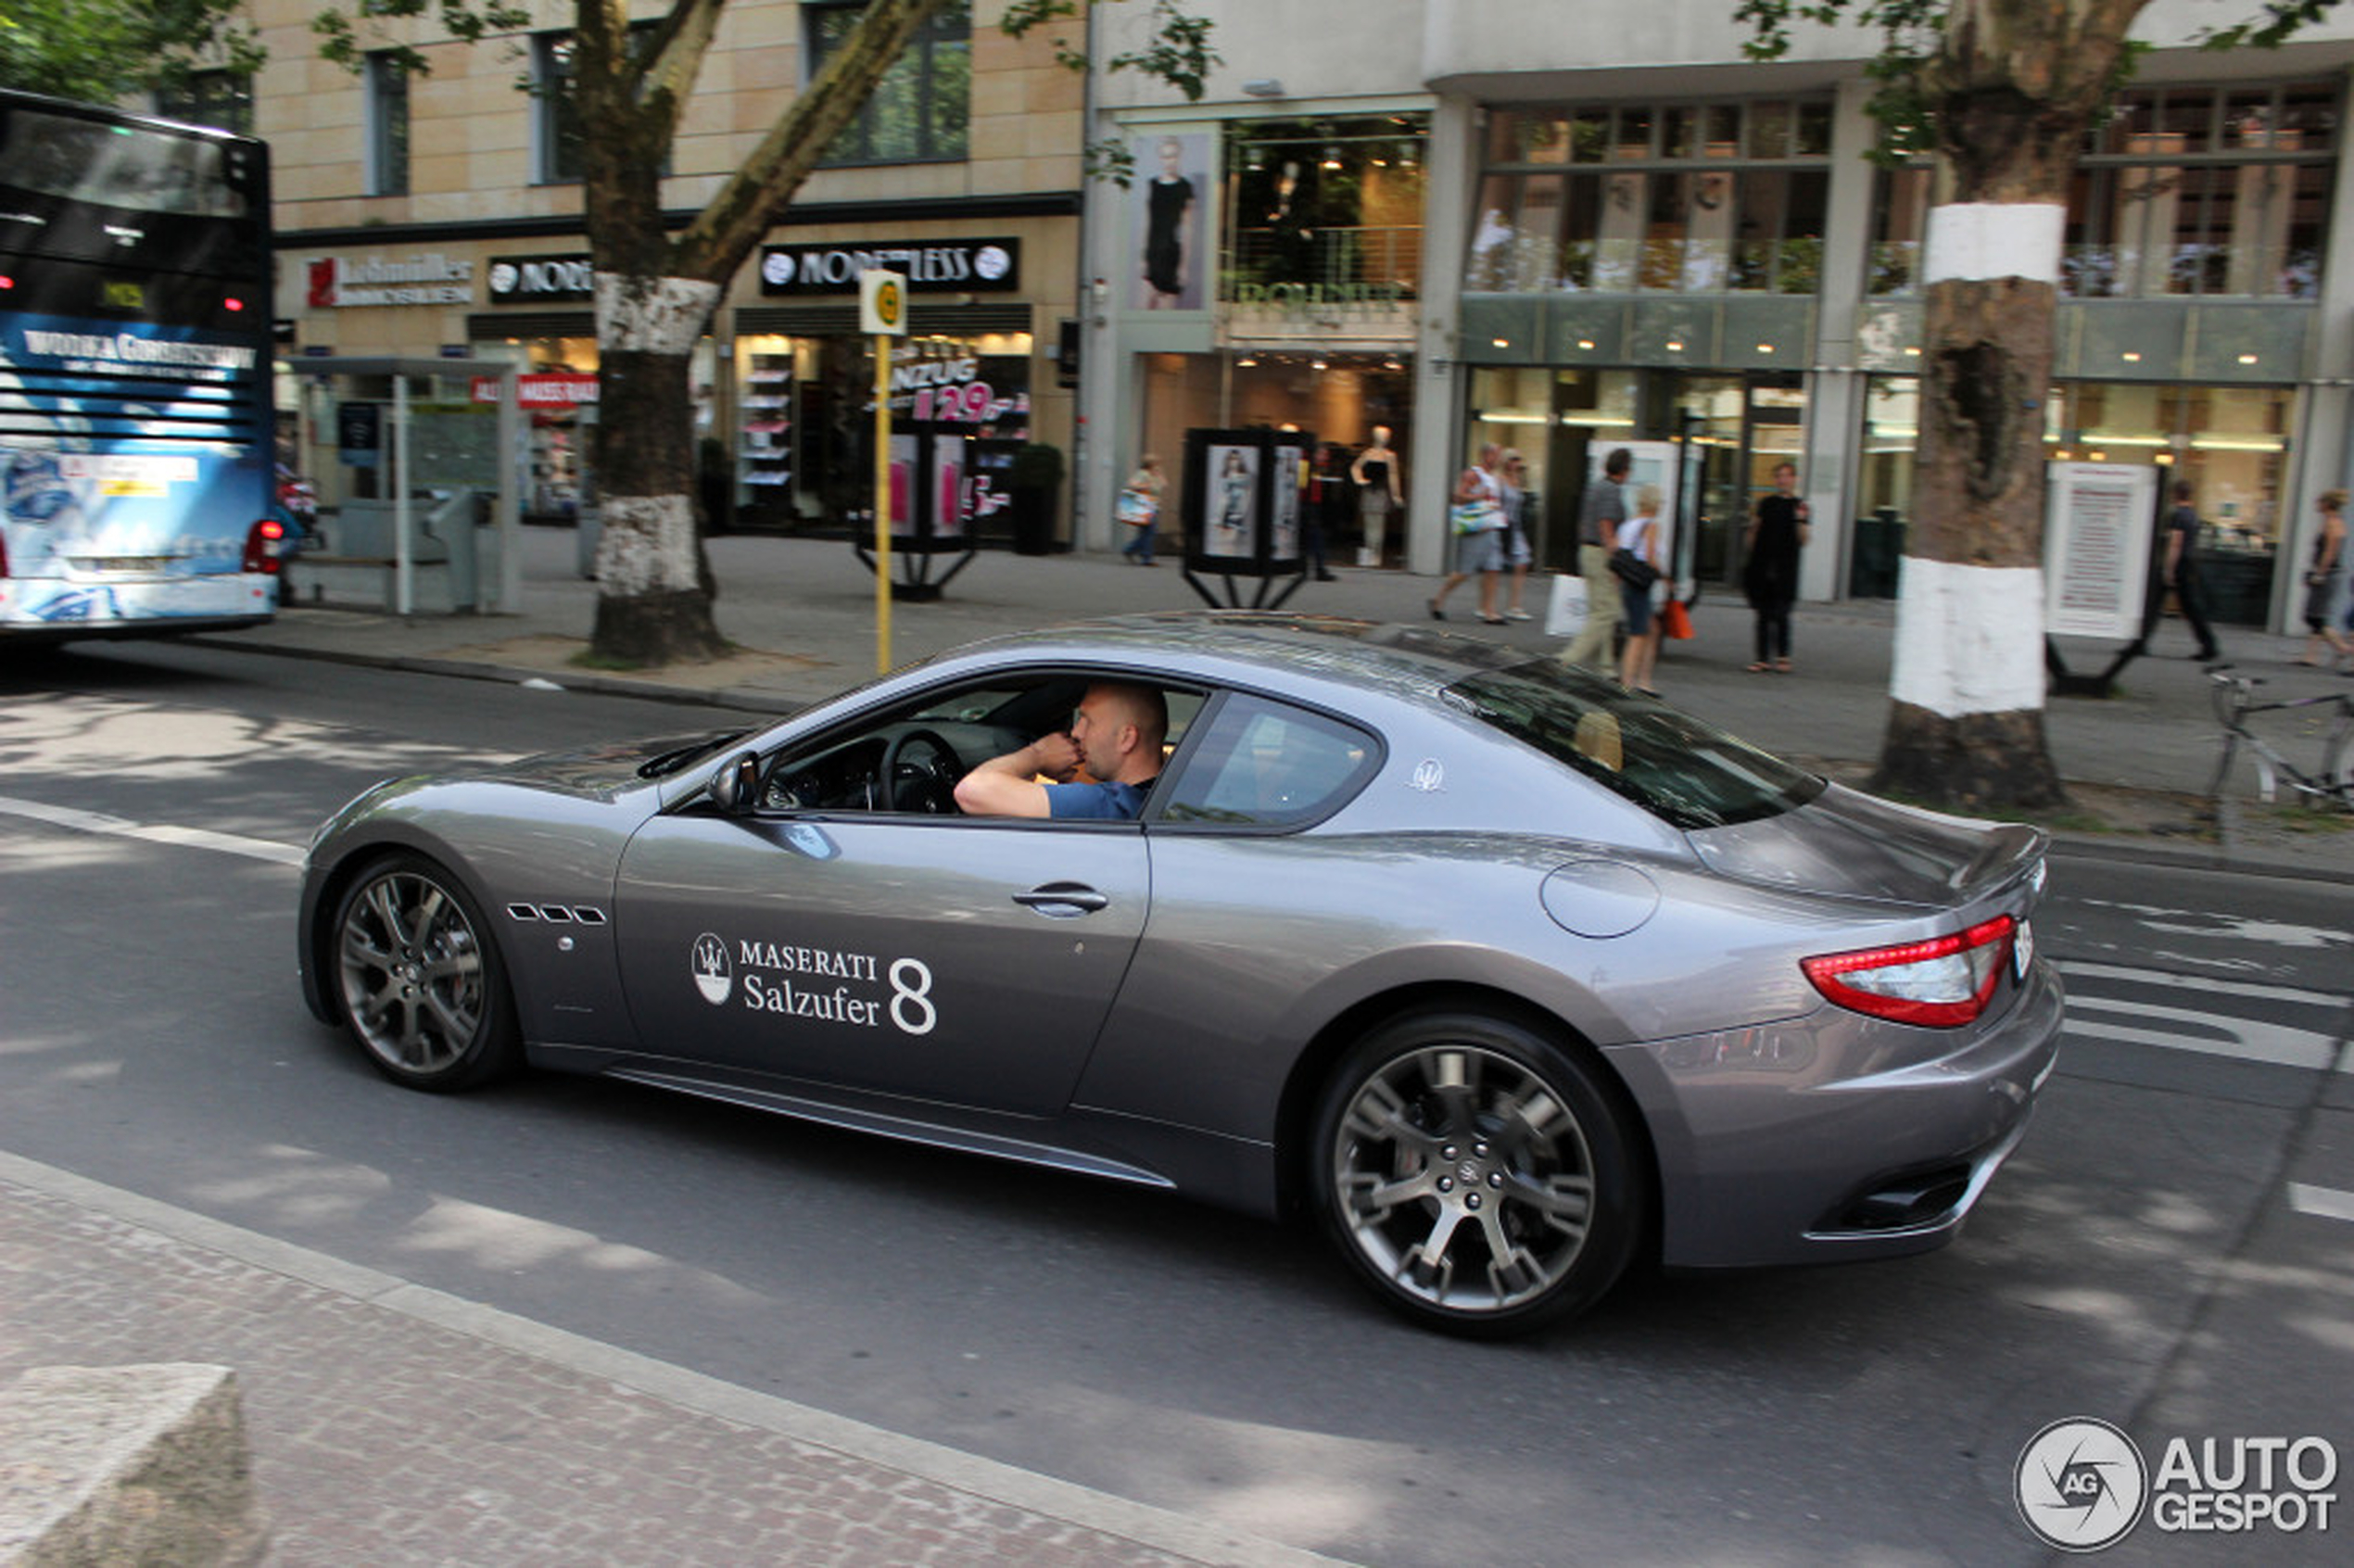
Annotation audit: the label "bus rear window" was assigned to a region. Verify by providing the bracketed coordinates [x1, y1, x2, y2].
[4, 108, 248, 218]
[1444, 664, 1823, 830]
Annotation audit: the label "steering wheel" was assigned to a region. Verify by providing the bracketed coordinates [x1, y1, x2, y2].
[879, 727, 962, 814]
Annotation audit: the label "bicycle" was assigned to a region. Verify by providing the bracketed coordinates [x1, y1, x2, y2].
[2206, 667, 2354, 808]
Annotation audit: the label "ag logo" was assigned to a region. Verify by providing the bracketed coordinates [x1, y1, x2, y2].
[2016, 1418, 2147, 1552]
[487, 262, 518, 295]
[762, 251, 796, 286]
[690, 932, 732, 1005]
[973, 244, 1011, 282]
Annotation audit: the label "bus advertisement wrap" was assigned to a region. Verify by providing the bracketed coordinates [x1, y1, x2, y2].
[0, 89, 278, 639]
[1, 311, 274, 628]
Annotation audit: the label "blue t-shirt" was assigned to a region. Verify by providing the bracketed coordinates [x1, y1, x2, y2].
[1044, 779, 1152, 820]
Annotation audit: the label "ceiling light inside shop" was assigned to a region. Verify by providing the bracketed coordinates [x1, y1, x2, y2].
[2237, 353, 2259, 364]
[2121, 351, 2142, 362]
[1492, 337, 1511, 348]
[2194, 436, 2287, 451]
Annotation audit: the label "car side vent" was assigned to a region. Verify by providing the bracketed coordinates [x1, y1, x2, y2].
[506, 904, 608, 925]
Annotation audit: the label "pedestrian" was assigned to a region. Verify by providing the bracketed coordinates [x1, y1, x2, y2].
[1119, 454, 1165, 565]
[1742, 461, 1809, 672]
[1305, 443, 1342, 580]
[1430, 444, 1507, 625]
[1616, 484, 1665, 696]
[1500, 449, 1535, 620]
[2297, 487, 2352, 668]
[1560, 448, 1632, 671]
[2158, 477, 2221, 663]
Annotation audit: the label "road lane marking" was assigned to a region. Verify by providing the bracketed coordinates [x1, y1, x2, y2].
[0, 1149, 1348, 1568]
[2064, 1003, 2344, 1072]
[0, 793, 304, 867]
[2289, 1184, 2354, 1224]
[2058, 960, 2346, 1008]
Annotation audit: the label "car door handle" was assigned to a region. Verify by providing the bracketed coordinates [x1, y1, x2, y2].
[1012, 881, 1110, 917]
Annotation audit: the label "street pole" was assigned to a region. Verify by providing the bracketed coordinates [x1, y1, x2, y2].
[861, 270, 908, 673]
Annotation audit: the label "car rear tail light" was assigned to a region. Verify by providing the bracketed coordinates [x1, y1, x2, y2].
[244, 517, 285, 575]
[1803, 915, 2016, 1028]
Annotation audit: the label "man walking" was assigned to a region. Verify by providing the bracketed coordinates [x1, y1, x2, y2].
[2158, 478, 2221, 663]
[1561, 448, 1632, 672]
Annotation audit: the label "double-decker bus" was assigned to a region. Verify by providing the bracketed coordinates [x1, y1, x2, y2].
[0, 90, 282, 640]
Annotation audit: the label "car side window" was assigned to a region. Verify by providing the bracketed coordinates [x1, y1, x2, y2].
[1159, 694, 1377, 827]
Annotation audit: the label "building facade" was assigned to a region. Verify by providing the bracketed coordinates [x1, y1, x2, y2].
[1085, 1, 2354, 631]
[240, 0, 1082, 537]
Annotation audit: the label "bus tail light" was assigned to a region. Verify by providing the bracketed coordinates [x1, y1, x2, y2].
[244, 517, 286, 575]
[1802, 915, 2015, 1029]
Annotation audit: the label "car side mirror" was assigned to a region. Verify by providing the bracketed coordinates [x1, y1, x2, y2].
[707, 750, 762, 816]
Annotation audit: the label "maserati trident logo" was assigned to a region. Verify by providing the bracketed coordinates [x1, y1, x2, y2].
[691, 932, 732, 1005]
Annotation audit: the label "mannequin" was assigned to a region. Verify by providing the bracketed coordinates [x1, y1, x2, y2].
[1349, 425, 1402, 568]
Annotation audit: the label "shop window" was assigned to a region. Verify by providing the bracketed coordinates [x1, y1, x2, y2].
[1476, 98, 1829, 297]
[1879, 80, 2337, 299]
[805, 0, 970, 167]
[365, 52, 409, 198]
[1230, 117, 1428, 298]
[155, 70, 252, 135]
[533, 25, 667, 185]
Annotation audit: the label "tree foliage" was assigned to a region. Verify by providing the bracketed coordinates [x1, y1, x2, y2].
[0, 0, 264, 106]
[303, 0, 1214, 664]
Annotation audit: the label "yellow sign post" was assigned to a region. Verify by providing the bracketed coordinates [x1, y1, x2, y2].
[860, 269, 908, 670]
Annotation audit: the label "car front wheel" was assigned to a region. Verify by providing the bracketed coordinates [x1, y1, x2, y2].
[1311, 1011, 1645, 1336]
[330, 854, 519, 1092]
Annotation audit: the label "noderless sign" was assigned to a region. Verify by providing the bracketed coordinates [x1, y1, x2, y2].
[760, 237, 1020, 296]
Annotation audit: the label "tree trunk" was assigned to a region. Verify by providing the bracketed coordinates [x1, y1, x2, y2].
[1872, 0, 2150, 812]
[574, 0, 953, 666]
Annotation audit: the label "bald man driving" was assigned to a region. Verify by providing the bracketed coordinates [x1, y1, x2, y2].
[953, 682, 1167, 819]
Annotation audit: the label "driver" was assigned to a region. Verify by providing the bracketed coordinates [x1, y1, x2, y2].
[953, 682, 1167, 819]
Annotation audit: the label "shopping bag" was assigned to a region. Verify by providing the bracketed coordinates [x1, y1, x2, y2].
[1544, 574, 1588, 638]
[1660, 598, 1693, 640]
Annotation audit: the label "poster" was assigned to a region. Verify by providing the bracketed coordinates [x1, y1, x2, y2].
[1132, 133, 1210, 312]
[2044, 462, 2158, 639]
[1270, 440, 1305, 562]
[1205, 444, 1259, 560]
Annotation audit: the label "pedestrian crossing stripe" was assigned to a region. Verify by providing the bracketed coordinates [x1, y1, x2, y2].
[2057, 961, 2350, 1073]
[2289, 1184, 2354, 1224]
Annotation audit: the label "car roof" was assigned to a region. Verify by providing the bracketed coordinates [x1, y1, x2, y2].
[933, 612, 1536, 703]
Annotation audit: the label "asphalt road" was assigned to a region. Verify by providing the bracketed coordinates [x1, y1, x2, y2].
[3, 639, 2348, 1568]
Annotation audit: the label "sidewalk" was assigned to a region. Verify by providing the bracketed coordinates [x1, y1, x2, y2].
[0, 1152, 1337, 1568]
[235, 523, 2354, 879]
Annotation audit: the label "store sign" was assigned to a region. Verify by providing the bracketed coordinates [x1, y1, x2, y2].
[759, 237, 1020, 296]
[469, 373, 601, 408]
[305, 253, 474, 309]
[487, 254, 595, 305]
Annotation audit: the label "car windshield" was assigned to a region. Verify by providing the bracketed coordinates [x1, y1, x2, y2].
[1444, 663, 1823, 830]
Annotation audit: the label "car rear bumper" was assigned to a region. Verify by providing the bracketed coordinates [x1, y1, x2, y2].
[1614, 957, 2065, 1271]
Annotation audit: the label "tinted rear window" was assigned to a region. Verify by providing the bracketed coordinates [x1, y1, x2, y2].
[1444, 664, 1822, 830]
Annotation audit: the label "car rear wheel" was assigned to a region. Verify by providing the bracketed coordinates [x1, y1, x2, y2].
[331, 854, 519, 1092]
[1311, 1011, 1644, 1336]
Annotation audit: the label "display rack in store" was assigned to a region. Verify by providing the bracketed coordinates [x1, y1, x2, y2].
[738, 354, 794, 524]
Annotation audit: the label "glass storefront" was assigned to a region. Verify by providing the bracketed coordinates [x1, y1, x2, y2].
[1856, 375, 2291, 620]
[731, 328, 1031, 534]
[1465, 366, 1805, 580]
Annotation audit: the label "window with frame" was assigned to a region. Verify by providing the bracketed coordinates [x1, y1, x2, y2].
[366, 52, 410, 197]
[804, 0, 971, 167]
[1870, 80, 2338, 299]
[155, 70, 253, 136]
[1470, 99, 1832, 296]
[534, 25, 667, 185]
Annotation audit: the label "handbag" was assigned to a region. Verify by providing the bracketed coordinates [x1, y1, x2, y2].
[1116, 487, 1157, 526]
[1608, 547, 1660, 591]
[1660, 598, 1693, 640]
[1449, 500, 1497, 535]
